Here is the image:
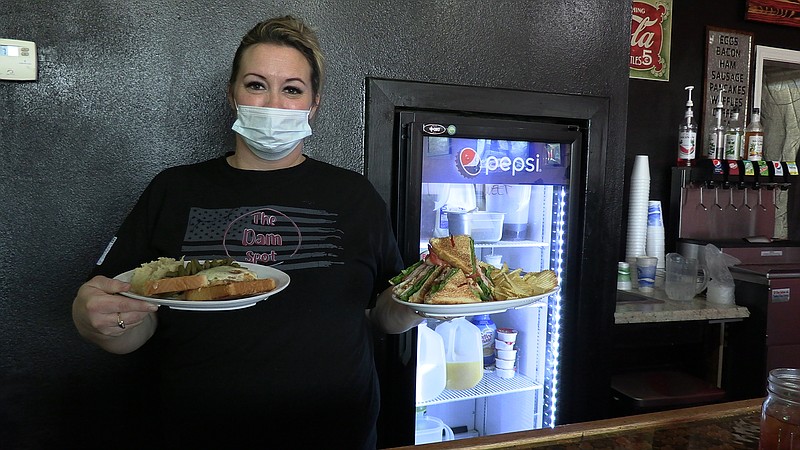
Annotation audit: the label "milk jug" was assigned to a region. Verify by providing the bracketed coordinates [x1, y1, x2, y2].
[435, 318, 483, 390]
[416, 322, 446, 403]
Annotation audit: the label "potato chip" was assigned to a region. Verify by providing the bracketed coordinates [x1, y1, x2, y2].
[488, 265, 558, 300]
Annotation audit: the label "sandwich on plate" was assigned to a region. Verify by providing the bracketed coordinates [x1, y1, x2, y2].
[390, 234, 559, 305]
[390, 235, 493, 304]
[129, 257, 276, 301]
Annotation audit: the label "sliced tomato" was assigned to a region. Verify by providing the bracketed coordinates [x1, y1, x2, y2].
[426, 247, 446, 266]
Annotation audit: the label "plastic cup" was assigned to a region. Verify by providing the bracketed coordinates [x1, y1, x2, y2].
[495, 339, 515, 350]
[636, 256, 658, 293]
[647, 201, 664, 227]
[496, 328, 518, 343]
[496, 349, 517, 360]
[495, 358, 515, 369]
[495, 368, 516, 379]
[631, 155, 651, 180]
[627, 230, 647, 240]
[483, 254, 502, 267]
[628, 223, 648, 232]
[627, 256, 639, 288]
[655, 268, 666, 288]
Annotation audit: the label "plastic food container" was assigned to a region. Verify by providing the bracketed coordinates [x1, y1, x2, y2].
[496, 367, 516, 379]
[469, 212, 504, 243]
[446, 210, 472, 236]
[496, 349, 517, 361]
[495, 339, 515, 350]
[495, 358, 515, 370]
[497, 328, 518, 343]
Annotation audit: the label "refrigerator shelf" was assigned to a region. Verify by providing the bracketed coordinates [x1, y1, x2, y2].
[419, 240, 550, 253]
[417, 371, 542, 407]
[474, 240, 550, 249]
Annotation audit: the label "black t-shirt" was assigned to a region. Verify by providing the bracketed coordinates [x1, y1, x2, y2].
[93, 155, 403, 449]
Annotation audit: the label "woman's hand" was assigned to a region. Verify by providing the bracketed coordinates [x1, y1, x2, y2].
[72, 275, 159, 354]
[368, 288, 425, 334]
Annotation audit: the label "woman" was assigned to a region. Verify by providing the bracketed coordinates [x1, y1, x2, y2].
[72, 15, 421, 448]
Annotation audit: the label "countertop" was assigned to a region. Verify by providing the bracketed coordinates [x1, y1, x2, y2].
[614, 287, 750, 324]
[391, 398, 763, 449]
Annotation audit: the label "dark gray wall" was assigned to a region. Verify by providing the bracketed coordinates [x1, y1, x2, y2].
[1, 1, 630, 447]
[627, 1, 800, 254]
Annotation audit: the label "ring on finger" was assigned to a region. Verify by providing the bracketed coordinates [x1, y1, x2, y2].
[117, 312, 126, 329]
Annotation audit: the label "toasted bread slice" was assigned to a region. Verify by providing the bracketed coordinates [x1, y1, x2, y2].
[130, 257, 184, 295]
[424, 268, 483, 305]
[408, 265, 445, 304]
[392, 262, 443, 303]
[182, 278, 277, 301]
[130, 259, 260, 297]
[429, 235, 476, 275]
[142, 274, 209, 296]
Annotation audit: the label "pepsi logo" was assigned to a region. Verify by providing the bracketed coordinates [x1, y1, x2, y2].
[458, 147, 481, 177]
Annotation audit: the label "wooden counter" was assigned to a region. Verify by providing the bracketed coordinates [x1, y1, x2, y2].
[388, 398, 763, 449]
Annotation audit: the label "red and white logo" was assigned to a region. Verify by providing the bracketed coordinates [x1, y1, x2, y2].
[458, 147, 481, 177]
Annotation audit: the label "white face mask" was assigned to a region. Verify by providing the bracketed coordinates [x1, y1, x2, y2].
[231, 104, 313, 161]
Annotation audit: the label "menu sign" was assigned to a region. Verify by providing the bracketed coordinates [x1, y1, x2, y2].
[630, 0, 672, 81]
[701, 27, 753, 152]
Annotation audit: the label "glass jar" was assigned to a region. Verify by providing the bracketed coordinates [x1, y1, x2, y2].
[759, 368, 800, 450]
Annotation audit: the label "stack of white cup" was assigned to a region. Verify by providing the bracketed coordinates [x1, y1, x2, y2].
[626, 155, 651, 286]
[646, 200, 666, 273]
[494, 328, 518, 379]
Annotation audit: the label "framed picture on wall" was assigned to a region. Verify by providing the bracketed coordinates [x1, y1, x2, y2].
[746, 0, 800, 28]
[630, 0, 672, 81]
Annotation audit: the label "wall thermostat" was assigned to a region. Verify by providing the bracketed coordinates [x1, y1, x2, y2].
[0, 38, 37, 81]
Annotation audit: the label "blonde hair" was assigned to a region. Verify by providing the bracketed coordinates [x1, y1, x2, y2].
[229, 15, 325, 99]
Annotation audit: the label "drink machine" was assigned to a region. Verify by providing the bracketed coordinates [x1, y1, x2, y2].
[668, 161, 800, 399]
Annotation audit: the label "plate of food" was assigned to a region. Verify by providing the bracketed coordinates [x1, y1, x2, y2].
[113, 257, 290, 311]
[390, 235, 559, 319]
[392, 288, 558, 318]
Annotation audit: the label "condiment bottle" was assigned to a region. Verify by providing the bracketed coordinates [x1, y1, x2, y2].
[470, 314, 496, 368]
[745, 108, 764, 161]
[706, 89, 725, 160]
[724, 109, 743, 160]
[677, 86, 697, 166]
[759, 367, 800, 450]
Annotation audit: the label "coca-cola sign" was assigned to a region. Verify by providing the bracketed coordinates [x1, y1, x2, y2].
[630, 0, 672, 81]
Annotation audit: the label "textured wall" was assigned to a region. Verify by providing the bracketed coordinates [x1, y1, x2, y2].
[0, 1, 630, 447]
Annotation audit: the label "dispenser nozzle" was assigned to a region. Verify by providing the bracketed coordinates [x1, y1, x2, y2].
[715, 88, 725, 109]
[685, 86, 695, 107]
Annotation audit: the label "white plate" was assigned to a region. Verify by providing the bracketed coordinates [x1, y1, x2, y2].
[114, 261, 290, 311]
[393, 287, 559, 319]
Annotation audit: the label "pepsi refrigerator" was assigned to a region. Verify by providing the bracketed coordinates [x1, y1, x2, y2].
[365, 80, 618, 447]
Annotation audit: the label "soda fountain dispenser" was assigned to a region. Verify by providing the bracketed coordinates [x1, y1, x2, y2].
[668, 161, 800, 401]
